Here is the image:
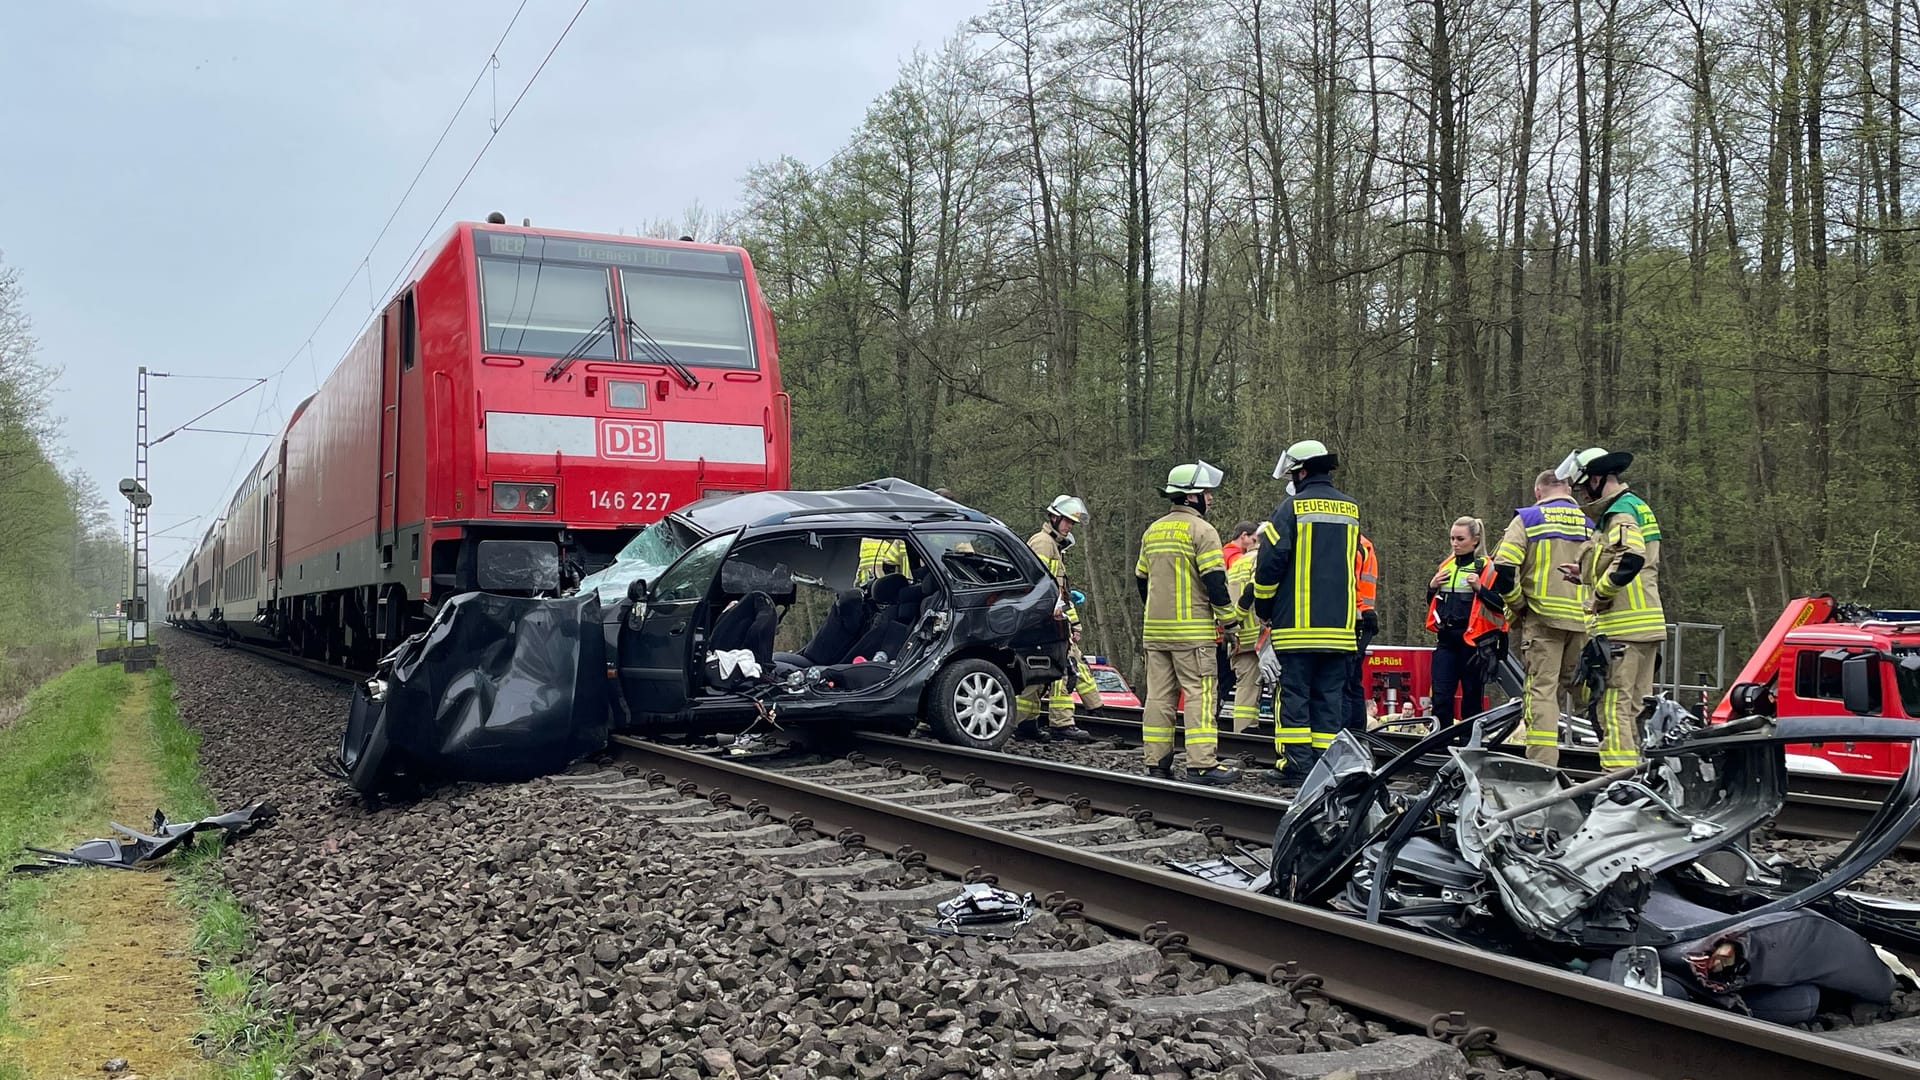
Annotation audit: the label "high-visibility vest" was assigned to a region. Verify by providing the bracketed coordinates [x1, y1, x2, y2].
[1462, 561, 1508, 645]
[1355, 535, 1378, 614]
[1426, 556, 1506, 643]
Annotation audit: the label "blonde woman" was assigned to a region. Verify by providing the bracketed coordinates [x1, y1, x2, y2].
[1424, 516, 1489, 725]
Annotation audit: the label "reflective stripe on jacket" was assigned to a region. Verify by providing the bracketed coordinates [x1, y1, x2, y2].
[1027, 527, 1079, 625]
[1355, 535, 1378, 614]
[1226, 551, 1263, 651]
[1586, 490, 1665, 642]
[1251, 476, 1360, 651]
[1425, 555, 1485, 633]
[1493, 497, 1593, 632]
[1135, 506, 1229, 646]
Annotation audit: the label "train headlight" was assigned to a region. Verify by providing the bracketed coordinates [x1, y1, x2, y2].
[492, 482, 556, 514]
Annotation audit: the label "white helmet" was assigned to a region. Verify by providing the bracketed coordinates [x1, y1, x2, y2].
[1046, 495, 1089, 523]
[1163, 460, 1224, 495]
[1554, 447, 1633, 485]
[1273, 439, 1338, 479]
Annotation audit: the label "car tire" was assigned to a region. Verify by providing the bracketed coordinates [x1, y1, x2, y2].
[927, 658, 1016, 750]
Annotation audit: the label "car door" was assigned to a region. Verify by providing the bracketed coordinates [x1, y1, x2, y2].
[617, 529, 737, 719]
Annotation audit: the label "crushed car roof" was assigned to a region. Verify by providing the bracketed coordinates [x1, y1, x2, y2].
[673, 478, 994, 534]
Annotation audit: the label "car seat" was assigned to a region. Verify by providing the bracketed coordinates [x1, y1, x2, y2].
[704, 591, 779, 691]
[773, 588, 870, 669]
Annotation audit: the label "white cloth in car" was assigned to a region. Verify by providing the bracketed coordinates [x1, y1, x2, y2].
[711, 649, 762, 680]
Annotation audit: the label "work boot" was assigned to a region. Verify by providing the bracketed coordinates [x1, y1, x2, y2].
[1185, 764, 1240, 786]
[1146, 756, 1175, 779]
[1014, 719, 1051, 742]
[1049, 725, 1096, 744]
[1261, 765, 1306, 788]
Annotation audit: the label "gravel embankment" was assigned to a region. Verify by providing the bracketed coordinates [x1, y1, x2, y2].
[163, 629, 1559, 1078]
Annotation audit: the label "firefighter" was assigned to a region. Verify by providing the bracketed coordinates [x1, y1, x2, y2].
[1017, 495, 1099, 743]
[1135, 460, 1241, 785]
[1426, 517, 1496, 726]
[1558, 447, 1664, 770]
[1492, 469, 1596, 767]
[1224, 528, 1266, 733]
[1344, 533, 1379, 731]
[856, 536, 906, 586]
[1253, 440, 1360, 785]
[1217, 520, 1261, 709]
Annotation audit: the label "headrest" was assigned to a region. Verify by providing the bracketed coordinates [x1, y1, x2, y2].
[869, 573, 908, 605]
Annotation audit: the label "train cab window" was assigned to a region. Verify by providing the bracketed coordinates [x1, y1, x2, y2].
[399, 291, 417, 370]
[478, 258, 616, 358]
[619, 270, 754, 369]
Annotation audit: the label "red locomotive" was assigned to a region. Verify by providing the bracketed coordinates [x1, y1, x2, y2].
[168, 217, 791, 665]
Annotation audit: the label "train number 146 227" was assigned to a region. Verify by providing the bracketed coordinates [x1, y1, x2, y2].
[588, 490, 670, 512]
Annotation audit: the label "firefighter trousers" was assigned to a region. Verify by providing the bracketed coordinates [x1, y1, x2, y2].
[1143, 645, 1218, 770]
[1228, 648, 1262, 733]
[1277, 650, 1346, 775]
[1019, 640, 1103, 728]
[1519, 623, 1584, 768]
[1598, 640, 1658, 770]
[1343, 626, 1376, 732]
[1430, 634, 1484, 726]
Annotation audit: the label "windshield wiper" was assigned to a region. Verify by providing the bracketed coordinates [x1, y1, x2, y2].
[624, 316, 700, 390]
[543, 315, 614, 381]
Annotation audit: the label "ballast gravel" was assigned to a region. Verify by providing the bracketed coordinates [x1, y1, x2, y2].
[164, 630, 1553, 1079]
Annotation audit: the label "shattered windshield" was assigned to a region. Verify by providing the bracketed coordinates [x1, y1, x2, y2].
[580, 517, 703, 603]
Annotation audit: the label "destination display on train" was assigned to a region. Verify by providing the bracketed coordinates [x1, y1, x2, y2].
[476, 230, 740, 276]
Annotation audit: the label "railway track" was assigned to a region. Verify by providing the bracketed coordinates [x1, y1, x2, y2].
[1082, 703, 1920, 857]
[608, 733, 1915, 1080]
[183, 625, 1920, 1078]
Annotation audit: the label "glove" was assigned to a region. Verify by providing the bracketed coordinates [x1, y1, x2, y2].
[1358, 609, 1378, 636]
[1217, 610, 1242, 637]
[1469, 631, 1508, 680]
[1258, 641, 1282, 684]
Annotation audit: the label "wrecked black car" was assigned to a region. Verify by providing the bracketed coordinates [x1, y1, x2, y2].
[1177, 682, 1920, 1025]
[580, 479, 1070, 750]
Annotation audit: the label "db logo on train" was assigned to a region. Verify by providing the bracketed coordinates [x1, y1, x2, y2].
[598, 419, 663, 461]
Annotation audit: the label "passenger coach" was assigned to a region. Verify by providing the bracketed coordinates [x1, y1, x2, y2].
[169, 217, 792, 666]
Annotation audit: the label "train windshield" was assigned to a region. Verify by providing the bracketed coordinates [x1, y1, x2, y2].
[478, 258, 616, 358]
[474, 230, 753, 367]
[620, 270, 754, 370]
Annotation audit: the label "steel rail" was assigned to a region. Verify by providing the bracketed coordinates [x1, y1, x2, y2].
[845, 732, 1283, 844]
[611, 735, 1914, 1080]
[1083, 705, 1920, 857]
[167, 625, 365, 684]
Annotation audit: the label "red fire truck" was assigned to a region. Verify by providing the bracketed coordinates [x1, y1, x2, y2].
[169, 218, 791, 666]
[1712, 596, 1920, 777]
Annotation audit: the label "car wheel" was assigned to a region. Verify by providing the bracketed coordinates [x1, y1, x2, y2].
[928, 659, 1015, 750]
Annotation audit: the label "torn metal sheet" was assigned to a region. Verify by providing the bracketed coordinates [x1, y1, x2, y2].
[339, 590, 610, 793]
[13, 803, 274, 874]
[1174, 694, 1920, 1025]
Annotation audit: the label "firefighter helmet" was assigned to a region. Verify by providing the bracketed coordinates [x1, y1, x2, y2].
[1163, 460, 1224, 495]
[1046, 495, 1089, 523]
[1273, 439, 1338, 479]
[1555, 447, 1633, 485]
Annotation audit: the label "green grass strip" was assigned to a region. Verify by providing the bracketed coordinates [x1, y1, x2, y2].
[147, 669, 309, 1078]
[0, 661, 129, 1058]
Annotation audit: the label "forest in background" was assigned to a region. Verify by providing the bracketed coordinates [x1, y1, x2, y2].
[0, 257, 132, 694]
[692, 0, 1920, 676]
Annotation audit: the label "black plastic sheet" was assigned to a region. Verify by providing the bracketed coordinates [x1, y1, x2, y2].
[340, 591, 610, 792]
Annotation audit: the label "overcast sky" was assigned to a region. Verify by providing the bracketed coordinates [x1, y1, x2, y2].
[0, 0, 979, 580]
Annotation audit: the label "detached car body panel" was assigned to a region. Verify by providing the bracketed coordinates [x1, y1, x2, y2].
[1176, 690, 1920, 1026]
[579, 479, 1070, 748]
